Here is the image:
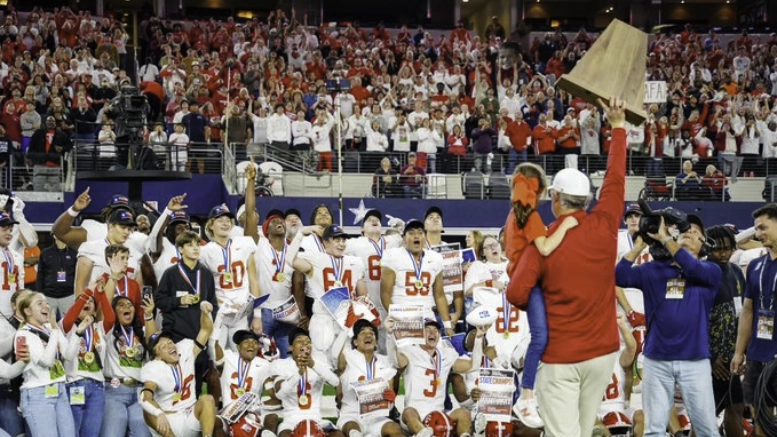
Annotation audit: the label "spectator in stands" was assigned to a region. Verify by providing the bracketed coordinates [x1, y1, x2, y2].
[472, 118, 496, 174]
[181, 101, 208, 174]
[485, 16, 506, 41]
[267, 103, 291, 151]
[676, 160, 704, 199]
[400, 152, 426, 199]
[27, 116, 70, 192]
[373, 157, 400, 198]
[20, 101, 39, 153]
[223, 104, 250, 162]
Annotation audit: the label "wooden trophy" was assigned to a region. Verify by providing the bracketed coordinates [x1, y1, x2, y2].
[555, 19, 648, 125]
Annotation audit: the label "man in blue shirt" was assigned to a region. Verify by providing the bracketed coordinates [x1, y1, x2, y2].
[732, 203, 777, 435]
[616, 214, 721, 437]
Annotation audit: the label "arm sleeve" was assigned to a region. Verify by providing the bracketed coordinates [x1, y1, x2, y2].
[62, 293, 90, 333]
[523, 212, 548, 245]
[592, 128, 627, 230]
[674, 249, 723, 288]
[614, 258, 642, 289]
[311, 359, 340, 386]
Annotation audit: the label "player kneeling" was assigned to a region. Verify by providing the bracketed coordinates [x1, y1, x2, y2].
[216, 329, 280, 437]
[387, 319, 484, 437]
[270, 327, 343, 437]
[336, 319, 403, 437]
[140, 301, 219, 437]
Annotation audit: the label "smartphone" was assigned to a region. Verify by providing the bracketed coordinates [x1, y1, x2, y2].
[15, 336, 27, 361]
[142, 286, 153, 301]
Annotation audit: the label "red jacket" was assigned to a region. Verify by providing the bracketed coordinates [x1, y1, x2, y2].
[532, 124, 557, 154]
[505, 121, 532, 152]
[507, 128, 626, 364]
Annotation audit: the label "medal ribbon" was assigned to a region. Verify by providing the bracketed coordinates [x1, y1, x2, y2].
[330, 255, 343, 284]
[313, 235, 324, 253]
[298, 368, 308, 396]
[177, 264, 201, 296]
[221, 239, 232, 272]
[406, 249, 424, 282]
[431, 350, 441, 380]
[501, 292, 511, 333]
[84, 325, 93, 352]
[171, 364, 182, 393]
[369, 237, 385, 258]
[2, 249, 13, 278]
[237, 357, 250, 389]
[115, 276, 129, 298]
[366, 355, 377, 380]
[120, 325, 135, 349]
[271, 243, 287, 274]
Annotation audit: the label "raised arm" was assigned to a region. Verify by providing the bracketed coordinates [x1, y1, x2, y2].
[52, 187, 91, 250]
[194, 302, 214, 356]
[243, 159, 259, 243]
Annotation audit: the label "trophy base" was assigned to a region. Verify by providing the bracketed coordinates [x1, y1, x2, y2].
[557, 74, 648, 126]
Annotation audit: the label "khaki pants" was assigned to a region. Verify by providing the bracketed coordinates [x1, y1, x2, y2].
[536, 351, 618, 437]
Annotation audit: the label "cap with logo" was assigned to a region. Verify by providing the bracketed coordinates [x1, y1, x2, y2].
[109, 209, 137, 226]
[169, 211, 191, 226]
[403, 219, 425, 235]
[623, 203, 642, 220]
[0, 212, 19, 227]
[208, 204, 234, 220]
[549, 168, 591, 197]
[109, 194, 132, 212]
[323, 224, 347, 240]
[363, 209, 383, 225]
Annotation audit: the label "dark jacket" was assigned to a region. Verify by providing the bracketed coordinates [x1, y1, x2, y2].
[36, 244, 78, 299]
[155, 261, 218, 344]
[27, 128, 72, 166]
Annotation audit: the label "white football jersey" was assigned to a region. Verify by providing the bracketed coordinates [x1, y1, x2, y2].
[473, 286, 530, 363]
[0, 246, 24, 318]
[616, 230, 651, 265]
[269, 353, 336, 422]
[153, 239, 180, 283]
[299, 252, 365, 315]
[77, 239, 141, 285]
[599, 358, 628, 415]
[200, 236, 257, 308]
[220, 349, 273, 408]
[339, 348, 396, 417]
[345, 235, 402, 304]
[141, 339, 198, 412]
[255, 239, 294, 309]
[400, 342, 462, 415]
[381, 248, 443, 311]
[301, 234, 326, 254]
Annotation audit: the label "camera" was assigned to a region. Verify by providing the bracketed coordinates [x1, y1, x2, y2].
[637, 200, 690, 262]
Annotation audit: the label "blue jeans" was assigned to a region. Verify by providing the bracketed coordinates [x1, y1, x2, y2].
[507, 148, 527, 175]
[20, 383, 76, 437]
[521, 286, 548, 391]
[0, 391, 24, 437]
[100, 384, 150, 437]
[262, 308, 293, 359]
[69, 379, 105, 437]
[642, 358, 720, 437]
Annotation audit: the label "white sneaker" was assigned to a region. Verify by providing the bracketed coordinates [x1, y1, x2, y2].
[514, 397, 544, 429]
[474, 413, 487, 437]
[261, 431, 277, 437]
[415, 427, 434, 437]
[349, 431, 363, 437]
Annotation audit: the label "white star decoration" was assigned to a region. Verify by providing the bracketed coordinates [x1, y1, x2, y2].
[349, 199, 371, 225]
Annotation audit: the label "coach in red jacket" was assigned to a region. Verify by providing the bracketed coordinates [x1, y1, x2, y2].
[507, 97, 626, 436]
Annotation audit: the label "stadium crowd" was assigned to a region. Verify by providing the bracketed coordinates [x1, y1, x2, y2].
[0, 4, 777, 437]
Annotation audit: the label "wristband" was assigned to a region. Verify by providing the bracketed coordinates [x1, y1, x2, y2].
[163, 207, 172, 217]
[443, 321, 452, 329]
[253, 307, 262, 318]
[67, 206, 80, 217]
[485, 280, 493, 288]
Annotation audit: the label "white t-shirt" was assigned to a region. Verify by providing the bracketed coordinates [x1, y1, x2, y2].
[16, 324, 68, 389]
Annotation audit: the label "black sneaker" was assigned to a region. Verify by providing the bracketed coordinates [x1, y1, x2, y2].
[389, 405, 400, 423]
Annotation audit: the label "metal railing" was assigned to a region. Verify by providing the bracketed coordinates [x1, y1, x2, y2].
[7, 155, 65, 193]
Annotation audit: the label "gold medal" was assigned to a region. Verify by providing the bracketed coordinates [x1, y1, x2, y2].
[173, 392, 182, 402]
[125, 347, 137, 358]
[503, 332, 510, 339]
[299, 394, 309, 406]
[436, 377, 443, 387]
[191, 295, 200, 304]
[223, 272, 233, 283]
[414, 279, 423, 289]
[84, 351, 95, 364]
[276, 272, 286, 282]
[7, 273, 15, 284]
[236, 388, 246, 397]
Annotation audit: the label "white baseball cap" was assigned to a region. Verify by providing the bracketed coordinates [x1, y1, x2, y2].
[549, 168, 590, 196]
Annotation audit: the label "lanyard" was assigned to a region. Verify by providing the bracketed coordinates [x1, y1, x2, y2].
[237, 357, 250, 389]
[759, 259, 777, 312]
[501, 292, 511, 333]
[120, 325, 135, 349]
[2, 249, 13, 276]
[170, 364, 182, 393]
[406, 249, 424, 280]
[369, 237, 385, 258]
[298, 368, 308, 395]
[221, 239, 232, 272]
[177, 264, 201, 296]
[330, 256, 343, 283]
[365, 355, 377, 380]
[271, 243, 287, 274]
[84, 325, 93, 352]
